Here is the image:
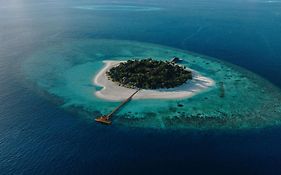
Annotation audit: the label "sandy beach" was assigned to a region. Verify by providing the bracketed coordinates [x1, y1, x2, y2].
[93, 60, 215, 101]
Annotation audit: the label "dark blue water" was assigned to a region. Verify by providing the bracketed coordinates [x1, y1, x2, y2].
[1, 0, 281, 174]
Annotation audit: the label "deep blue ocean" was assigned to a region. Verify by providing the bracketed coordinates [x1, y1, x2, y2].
[1, 0, 281, 174]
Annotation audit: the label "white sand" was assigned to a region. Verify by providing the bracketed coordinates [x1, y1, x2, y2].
[93, 60, 215, 101]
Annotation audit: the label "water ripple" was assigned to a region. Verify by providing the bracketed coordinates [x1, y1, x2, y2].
[73, 5, 163, 12]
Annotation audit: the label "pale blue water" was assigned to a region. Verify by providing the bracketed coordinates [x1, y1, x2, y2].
[1, 0, 281, 174]
[22, 39, 281, 129]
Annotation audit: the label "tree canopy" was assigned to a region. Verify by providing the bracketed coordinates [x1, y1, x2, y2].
[106, 59, 192, 89]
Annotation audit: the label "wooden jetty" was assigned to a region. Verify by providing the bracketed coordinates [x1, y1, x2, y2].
[95, 89, 140, 125]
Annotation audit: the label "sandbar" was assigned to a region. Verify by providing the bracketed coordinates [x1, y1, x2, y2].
[93, 60, 215, 101]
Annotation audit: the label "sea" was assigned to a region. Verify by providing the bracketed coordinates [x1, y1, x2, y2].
[1, 0, 281, 174]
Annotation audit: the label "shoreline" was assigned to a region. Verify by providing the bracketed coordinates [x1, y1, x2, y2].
[93, 60, 215, 101]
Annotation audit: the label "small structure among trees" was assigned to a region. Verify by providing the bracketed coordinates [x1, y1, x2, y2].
[170, 57, 183, 63]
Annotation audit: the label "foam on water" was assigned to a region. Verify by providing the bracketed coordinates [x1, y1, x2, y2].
[22, 39, 281, 129]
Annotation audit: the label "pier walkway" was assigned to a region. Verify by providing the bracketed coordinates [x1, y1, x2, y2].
[95, 89, 140, 125]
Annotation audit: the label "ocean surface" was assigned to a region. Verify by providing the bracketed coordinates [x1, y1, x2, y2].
[1, 0, 281, 174]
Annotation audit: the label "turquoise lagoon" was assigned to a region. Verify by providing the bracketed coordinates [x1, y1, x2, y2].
[22, 39, 281, 129]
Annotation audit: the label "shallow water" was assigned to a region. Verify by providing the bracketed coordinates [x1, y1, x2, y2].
[22, 39, 281, 129]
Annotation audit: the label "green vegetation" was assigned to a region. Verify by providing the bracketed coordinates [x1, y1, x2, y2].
[106, 59, 192, 89]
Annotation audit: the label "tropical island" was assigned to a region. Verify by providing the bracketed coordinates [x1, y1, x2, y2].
[94, 58, 215, 101]
[106, 59, 192, 89]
